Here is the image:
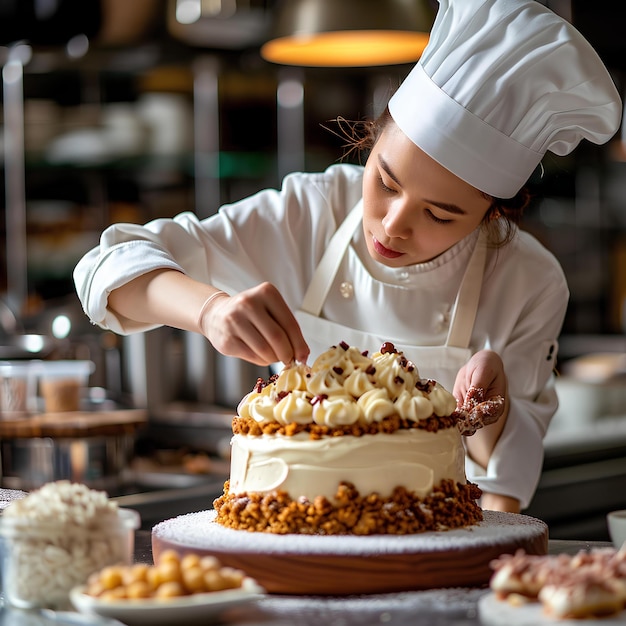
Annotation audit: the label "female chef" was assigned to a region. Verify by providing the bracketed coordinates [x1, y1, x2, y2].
[74, 0, 621, 513]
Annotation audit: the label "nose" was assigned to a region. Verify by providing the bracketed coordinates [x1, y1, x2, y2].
[381, 199, 413, 239]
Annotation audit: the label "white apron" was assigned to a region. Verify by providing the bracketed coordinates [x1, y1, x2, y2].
[295, 201, 487, 392]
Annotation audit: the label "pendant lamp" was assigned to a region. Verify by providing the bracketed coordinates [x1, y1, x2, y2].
[261, 0, 437, 67]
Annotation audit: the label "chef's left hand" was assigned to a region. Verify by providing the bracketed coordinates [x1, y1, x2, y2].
[453, 349, 508, 428]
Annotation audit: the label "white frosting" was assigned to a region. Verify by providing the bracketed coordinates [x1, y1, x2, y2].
[237, 343, 458, 428]
[229, 427, 466, 501]
[258, 588, 487, 618]
[231, 343, 465, 501]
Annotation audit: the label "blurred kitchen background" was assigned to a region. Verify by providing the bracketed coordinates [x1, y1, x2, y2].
[1, 0, 625, 537]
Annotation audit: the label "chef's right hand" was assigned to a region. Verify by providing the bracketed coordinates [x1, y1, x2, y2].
[198, 282, 310, 367]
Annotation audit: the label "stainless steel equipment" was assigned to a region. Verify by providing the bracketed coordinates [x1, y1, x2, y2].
[0, 436, 136, 491]
[121, 325, 268, 458]
[122, 326, 268, 412]
[0, 408, 147, 491]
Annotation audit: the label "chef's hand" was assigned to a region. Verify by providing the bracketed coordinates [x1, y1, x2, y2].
[481, 493, 520, 514]
[455, 349, 509, 474]
[453, 349, 508, 426]
[199, 282, 310, 367]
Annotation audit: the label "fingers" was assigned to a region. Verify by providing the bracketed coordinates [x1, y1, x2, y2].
[456, 390, 505, 436]
[471, 393, 505, 426]
[454, 350, 506, 402]
[262, 286, 309, 363]
[205, 283, 309, 366]
[454, 350, 508, 437]
[225, 314, 298, 366]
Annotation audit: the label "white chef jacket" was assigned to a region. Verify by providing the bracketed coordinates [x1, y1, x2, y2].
[74, 163, 569, 509]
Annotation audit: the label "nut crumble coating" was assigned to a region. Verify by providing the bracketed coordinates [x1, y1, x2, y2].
[214, 479, 483, 535]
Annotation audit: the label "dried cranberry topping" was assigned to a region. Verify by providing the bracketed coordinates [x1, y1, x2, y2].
[311, 394, 328, 405]
[380, 341, 396, 354]
[416, 379, 436, 393]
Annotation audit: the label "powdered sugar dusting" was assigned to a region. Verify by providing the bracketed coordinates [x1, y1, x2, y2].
[0, 488, 27, 510]
[152, 510, 547, 556]
[0, 488, 27, 501]
[257, 587, 488, 620]
[456, 387, 505, 436]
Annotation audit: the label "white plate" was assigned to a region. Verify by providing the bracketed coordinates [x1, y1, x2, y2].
[478, 591, 626, 626]
[69, 578, 266, 626]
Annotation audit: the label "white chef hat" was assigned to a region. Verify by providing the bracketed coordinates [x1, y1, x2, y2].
[388, 0, 622, 198]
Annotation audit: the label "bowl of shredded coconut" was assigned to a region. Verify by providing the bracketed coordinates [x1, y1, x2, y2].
[0, 480, 140, 610]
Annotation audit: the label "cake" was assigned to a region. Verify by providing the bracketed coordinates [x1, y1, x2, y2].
[213, 340, 484, 535]
[152, 341, 548, 596]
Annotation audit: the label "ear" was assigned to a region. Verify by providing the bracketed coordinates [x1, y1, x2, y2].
[484, 206, 501, 222]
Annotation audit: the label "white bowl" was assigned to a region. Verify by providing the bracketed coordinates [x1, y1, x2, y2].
[70, 579, 265, 626]
[607, 510, 626, 549]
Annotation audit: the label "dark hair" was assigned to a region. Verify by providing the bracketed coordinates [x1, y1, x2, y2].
[330, 108, 530, 247]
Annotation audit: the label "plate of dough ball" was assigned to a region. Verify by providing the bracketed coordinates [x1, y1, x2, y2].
[70, 549, 266, 625]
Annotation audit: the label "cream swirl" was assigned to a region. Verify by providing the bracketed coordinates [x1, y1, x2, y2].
[357, 388, 395, 424]
[236, 391, 254, 420]
[393, 389, 433, 422]
[428, 383, 458, 416]
[307, 369, 345, 396]
[274, 363, 310, 393]
[311, 343, 372, 380]
[242, 391, 278, 423]
[343, 368, 376, 397]
[312, 394, 362, 427]
[371, 351, 419, 399]
[274, 390, 313, 425]
[236, 342, 457, 427]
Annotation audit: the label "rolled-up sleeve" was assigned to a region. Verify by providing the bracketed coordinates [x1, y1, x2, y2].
[466, 381, 557, 510]
[73, 164, 365, 335]
[74, 215, 212, 334]
[465, 238, 569, 509]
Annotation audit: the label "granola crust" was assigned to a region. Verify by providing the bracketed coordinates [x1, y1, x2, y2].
[232, 413, 458, 438]
[213, 478, 483, 535]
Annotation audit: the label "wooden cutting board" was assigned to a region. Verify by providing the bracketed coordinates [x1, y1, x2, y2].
[0, 409, 147, 438]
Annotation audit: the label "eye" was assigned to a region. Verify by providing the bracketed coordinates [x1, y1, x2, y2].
[425, 208, 452, 225]
[377, 175, 396, 193]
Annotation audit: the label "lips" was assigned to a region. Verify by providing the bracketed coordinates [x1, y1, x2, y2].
[372, 237, 403, 259]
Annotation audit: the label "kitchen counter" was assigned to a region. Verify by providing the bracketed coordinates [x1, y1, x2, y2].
[525, 416, 626, 541]
[0, 532, 614, 626]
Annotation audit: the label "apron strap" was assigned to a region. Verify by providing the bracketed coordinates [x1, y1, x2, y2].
[445, 229, 488, 349]
[300, 201, 363, 316]
[300, 199, 487, 351]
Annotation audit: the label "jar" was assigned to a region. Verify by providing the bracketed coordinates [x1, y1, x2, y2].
[37, 360, 95, 413]
[0, 507, 140, 609]
[0, 361, 37, 418]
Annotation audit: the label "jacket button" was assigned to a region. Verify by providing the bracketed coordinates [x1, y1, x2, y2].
[339, 281, 354, 299]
